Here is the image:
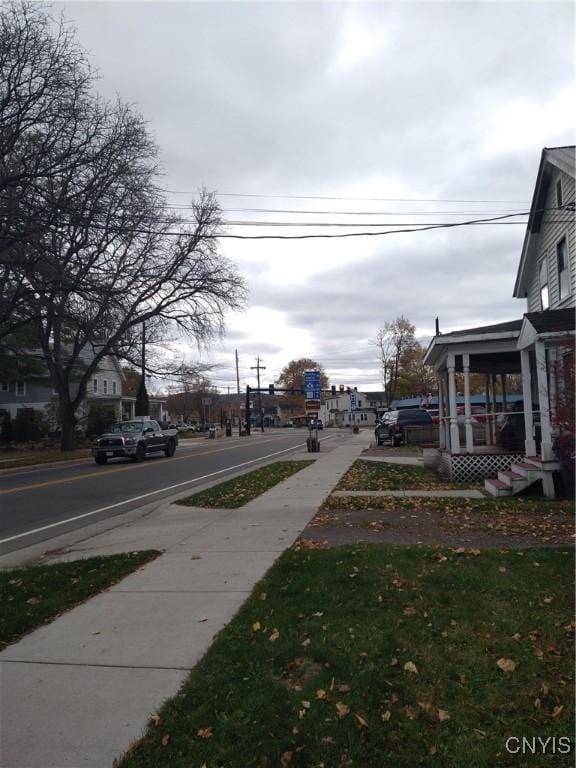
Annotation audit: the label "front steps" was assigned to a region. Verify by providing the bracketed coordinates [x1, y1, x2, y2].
[484, 456, 560, 498]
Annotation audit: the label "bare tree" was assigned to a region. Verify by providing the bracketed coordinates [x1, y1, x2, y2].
[372, 316, 417, 407]
[0, 1, 95, 335]
[1, 2, 246, 449]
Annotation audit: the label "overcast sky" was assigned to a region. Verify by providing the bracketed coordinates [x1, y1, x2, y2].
[55, 0, 575, 393]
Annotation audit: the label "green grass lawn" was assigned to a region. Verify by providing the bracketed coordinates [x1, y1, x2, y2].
[176, 461, 314, 508]
[0, 551, 160, 649]
[336, 460, 464, 491]
[117, 545, 574, 768]
[0, 447, 92, 469]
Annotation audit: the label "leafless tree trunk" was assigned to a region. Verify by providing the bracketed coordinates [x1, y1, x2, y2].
[372, 316, 417, 407]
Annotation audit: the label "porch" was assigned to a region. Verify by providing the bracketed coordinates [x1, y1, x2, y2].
[424, 311, 574, 496]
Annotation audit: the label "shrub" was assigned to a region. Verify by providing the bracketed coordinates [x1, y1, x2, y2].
[13, 409, 48, 442]
[1, 412, 14, 444]
[86, 404, 117, 437]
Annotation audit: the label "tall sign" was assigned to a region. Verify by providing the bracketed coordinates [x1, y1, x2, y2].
[304, 370, 321, 400]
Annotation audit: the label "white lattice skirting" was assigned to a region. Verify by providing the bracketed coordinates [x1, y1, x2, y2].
[439, 452, 525, 483]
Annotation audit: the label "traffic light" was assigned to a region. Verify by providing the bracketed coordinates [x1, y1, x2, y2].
[268, 384, 274, 395]
[331, 385, 336, 395]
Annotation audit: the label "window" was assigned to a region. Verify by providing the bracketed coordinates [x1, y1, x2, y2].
[556, 179, 563, 208]
[103, 379, 108, 395]
[539, 258, 549, 310]
[557, 238, 569, 301]
[93, 378, 98, 393]
[16, 381, 25, 396]
[0, 382, 8, 393]
[112, 381, 117, 395]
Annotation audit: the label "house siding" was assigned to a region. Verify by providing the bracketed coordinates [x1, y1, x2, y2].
[526, 166, 575, 312]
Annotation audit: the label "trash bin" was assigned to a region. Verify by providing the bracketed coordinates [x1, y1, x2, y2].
[306, 437, 320, 453]
[225, 421, 232, 437]
[208, 426, 216, 439]
[353, 425, 359, 434]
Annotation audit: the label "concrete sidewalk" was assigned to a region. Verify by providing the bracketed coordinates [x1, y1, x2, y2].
[0, 430, 372, 768]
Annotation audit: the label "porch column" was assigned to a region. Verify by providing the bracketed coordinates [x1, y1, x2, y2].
[447, 352, 460, 453]
[520, 349, 536, 456]
[534, 341, 553, 460]
[462, 353, 473, 453]
[437, 371, 445, 450]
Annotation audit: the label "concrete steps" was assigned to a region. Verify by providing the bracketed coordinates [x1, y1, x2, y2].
[484, 456, 550, 497]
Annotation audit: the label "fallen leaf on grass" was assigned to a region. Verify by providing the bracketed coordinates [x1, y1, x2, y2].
[403, 607, 417, 617]
[149, 714, 160, 727]
[197, 727, 213, 739]
[551, 705, 564, 719]
[338, 683, 352, 693]
[355, 713, 369, 729]
[496, 658, 516, 673]
[25, 597, 41, 605]
[252, 621, 261, 632]
[260, 592, 267, 601]
[161, 734, 170, 747]
[437, 709, 450, 722]
[542, 596, 553, 604]
[301, 637, 311, 648]
[280, 751, 293, 766]
[390, 657, 398, 666]
[532, 647, 544, 658]
[321, 736, 335, 745]
[269, 628, 280, 642]
[336, 702, 350, 718]
[381, 710, 391, 722]
[403, 661, 418, 674]
[316, 689, 327, 700]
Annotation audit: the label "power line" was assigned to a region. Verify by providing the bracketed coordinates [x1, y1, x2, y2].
[161, 188, 531, 204]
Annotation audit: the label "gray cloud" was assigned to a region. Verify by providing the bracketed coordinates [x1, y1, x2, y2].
[54, 1, 574, 392]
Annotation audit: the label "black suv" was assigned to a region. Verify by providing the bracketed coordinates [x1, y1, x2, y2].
[374, 409, 433, 446]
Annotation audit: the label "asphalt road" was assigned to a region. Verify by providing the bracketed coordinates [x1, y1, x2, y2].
[0, 429, 338, 555]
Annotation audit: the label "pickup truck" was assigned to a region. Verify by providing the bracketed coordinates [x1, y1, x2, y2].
[92, 419, 178, 464]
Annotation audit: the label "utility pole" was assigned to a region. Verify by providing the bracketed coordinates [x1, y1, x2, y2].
[250, 356, 266, 433]
[235, 349, 240, 394]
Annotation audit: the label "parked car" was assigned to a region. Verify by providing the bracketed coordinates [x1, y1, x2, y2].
[92, 419, 178, 464]
[309, 419, 323, 430]
[374, 409, 433, 446]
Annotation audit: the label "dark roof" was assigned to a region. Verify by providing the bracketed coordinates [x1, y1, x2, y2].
[441, 319, 523, 337]
[525, 308, 575, 334]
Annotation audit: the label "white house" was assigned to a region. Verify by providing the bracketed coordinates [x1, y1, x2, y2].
[424, 146, 575, 496]
[320, 389, 378, 427]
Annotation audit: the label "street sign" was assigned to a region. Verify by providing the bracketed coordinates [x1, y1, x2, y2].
[349, 392, 357, 411]
[304, 370, 321, 400]
[201, 397, 212, 406]
[305, 399, 321, 412]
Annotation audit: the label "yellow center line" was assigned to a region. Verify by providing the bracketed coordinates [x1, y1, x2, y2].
[0, 437, 290, 496]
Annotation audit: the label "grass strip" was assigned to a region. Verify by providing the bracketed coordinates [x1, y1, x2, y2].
[336, 459, 463, 491]
[0, 448, 92, 469]
[176, 461, 314, 508]
[0, 550, 160, 649]
[117, 545, 574, 768]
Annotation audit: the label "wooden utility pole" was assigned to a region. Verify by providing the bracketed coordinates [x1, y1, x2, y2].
[250, 356, 266, 432]
[235, 349, 240, 394]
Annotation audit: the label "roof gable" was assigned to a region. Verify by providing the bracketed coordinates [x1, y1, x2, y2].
[514, 146, 575, 298]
